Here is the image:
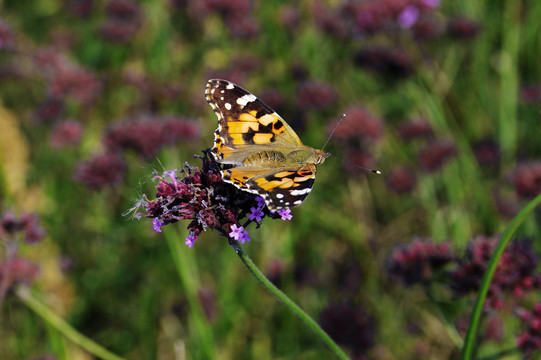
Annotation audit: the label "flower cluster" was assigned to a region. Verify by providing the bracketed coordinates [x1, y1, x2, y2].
[418, 140, 457, 172]
[387, 239, 454, 285]
[451, 236, 540, 309]
[0, 211, 46, 245]
[33, 49, 101, 107]
[386, 166, 417, 194]
[103, 116, 199, 159]
[0, 18, 15, 50]
[134, 150, 293, 248]
[511, 162, 541, 199]
[0, 211, 45, 293]
[517, 303, 541, 356]
[73, 153, 126, 189]
[49, 120, 83, 148]
[100, 0, 142, 42]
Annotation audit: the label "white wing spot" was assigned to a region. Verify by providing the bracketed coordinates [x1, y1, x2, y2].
[294, 200, 303, 205]
[220, 96, 224, 100]
[290, 188, 311, 196]
[226, 83, 235, 89]
[224, 103, 232, 110]
[237, 94, 257, 106]
[221, 89, 225, 93]
[276, 193, 284, 199]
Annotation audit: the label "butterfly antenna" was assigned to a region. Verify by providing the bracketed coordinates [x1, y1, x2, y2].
[330, 155, 382, 175]
[322, 113, 347, 152]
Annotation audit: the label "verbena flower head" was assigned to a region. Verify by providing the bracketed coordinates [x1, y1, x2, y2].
[133, 150, 293, 247]
[517, 303, 541, 356]
[387, 239, 455, 285]
[451, 236, 540, 309]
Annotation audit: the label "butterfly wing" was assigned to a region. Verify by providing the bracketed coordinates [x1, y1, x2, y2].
[223, 163, 317, 211]
[205, 79, 303, 163]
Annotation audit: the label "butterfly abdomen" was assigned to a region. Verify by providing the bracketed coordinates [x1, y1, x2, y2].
[243, 150, 286, 167]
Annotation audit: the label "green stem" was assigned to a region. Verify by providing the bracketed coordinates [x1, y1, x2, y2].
[230, 241, 351, 360]
[15, 286, 125, 360]
[461, 192, 541, 360]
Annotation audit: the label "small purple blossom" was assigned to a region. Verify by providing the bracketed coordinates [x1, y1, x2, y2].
[398, 6, 420, 29]
[256, 196, 266, 208]
[185, 234, 197, 248]
[229, 224, 245, 241]
[248, 207, 264, 222]
[164, 169, 179, 189]
[278, 208, 292, 221]
[153, 218, 163, 233]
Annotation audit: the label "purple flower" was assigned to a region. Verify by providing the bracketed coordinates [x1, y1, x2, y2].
[398, 6, 420, 29]
[278, 208, 292, 221]
[164, 169, 179, 189]
[248, 207, 264, 222]
[153, 218, 163, 233]
[185, 234, 197, 248]
[229, 224, 245, 241]
[256, 196, 266, 208]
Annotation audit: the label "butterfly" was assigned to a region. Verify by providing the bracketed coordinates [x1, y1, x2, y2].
[205, 79, 330, 211]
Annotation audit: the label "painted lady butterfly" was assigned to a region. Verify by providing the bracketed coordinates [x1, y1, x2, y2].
[205, 79, 329, 211]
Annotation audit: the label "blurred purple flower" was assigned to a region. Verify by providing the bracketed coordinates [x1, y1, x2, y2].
[421, 0, 440, 9]
[279, 6, 300, 31]
[511, 162, 541, 198]
[67, 0, 94, 18]
[398, 6, 420, 29]
[103, 116, 199, 159]
[0, 258, 40, 289]
[447, 18, 481, 39]
[354, 47, 413, 77]
[0, 211, 46, 245]
[331, 106, 383, 142]
[418, 140, 457, 171]
[517, 303, 541, 356]
[49, 68, 101, 105]
[34, 97, 64, 123]
[50, 120, 83, 148]
[73, 153, 126, 189]
[388, 239, 454, 285]
[398, 118, 433, 140]
[297, 81, 337, 110]
[521, 85, 541, 104]
[100, 0, 142, 42]
[451, 236, 540, 309]
[387, 167, 417, 194]
[0, 19, 15, 50]
[473, 139, 500, 166]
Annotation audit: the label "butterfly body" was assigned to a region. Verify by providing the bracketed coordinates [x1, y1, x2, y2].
[205, 79, 329, 211]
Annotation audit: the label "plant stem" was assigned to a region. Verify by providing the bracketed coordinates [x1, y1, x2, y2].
[15, 286, 125, 360]
[230, 241, 351, 360]
[461, 192, 541, 360]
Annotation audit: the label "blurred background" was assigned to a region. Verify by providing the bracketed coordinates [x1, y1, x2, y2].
[1, 0, 541, 359]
